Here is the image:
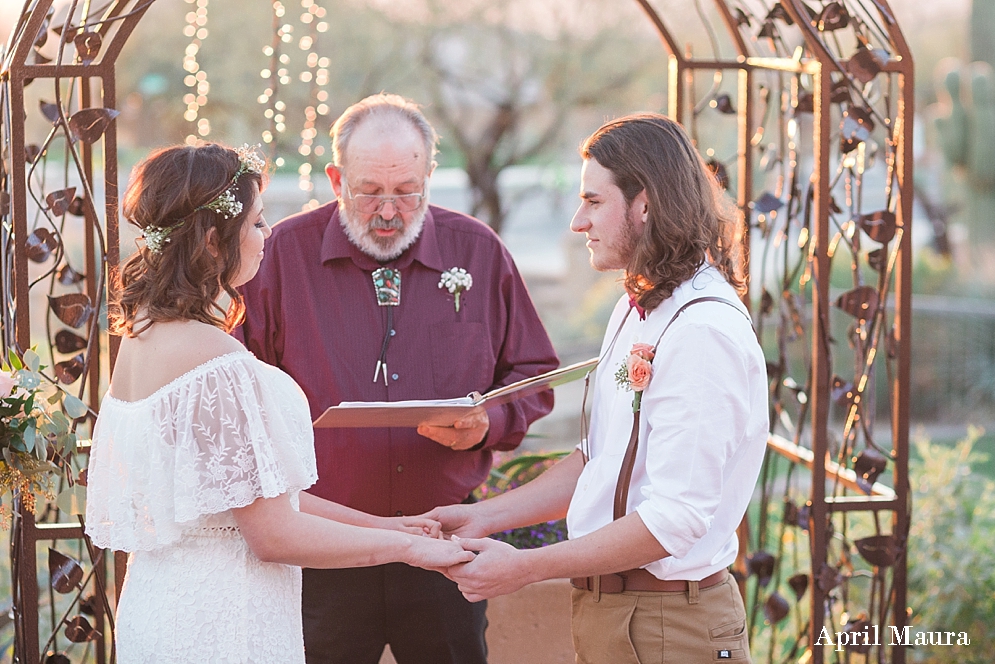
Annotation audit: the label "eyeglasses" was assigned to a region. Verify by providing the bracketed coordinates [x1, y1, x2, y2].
[342, 179, 426, 215]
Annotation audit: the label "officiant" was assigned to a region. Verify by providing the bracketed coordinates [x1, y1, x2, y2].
[236, 93, 558, 664]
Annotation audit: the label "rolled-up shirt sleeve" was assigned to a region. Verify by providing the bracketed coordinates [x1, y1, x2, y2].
[634, 322, 754, 560]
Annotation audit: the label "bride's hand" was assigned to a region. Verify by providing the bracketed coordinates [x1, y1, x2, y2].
[379, 515, 443, 538]
[407, 536, 476, 571]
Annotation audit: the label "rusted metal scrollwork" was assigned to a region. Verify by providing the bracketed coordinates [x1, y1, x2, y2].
[634, 1, 913, 662]
[2, 2, 155, 661]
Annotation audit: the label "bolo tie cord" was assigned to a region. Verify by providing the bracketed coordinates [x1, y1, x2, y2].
[372, 306, 394, 386]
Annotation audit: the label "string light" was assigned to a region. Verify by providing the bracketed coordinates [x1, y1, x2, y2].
[296, 0, 329, 210]
[182, 0, 212, 144]
[259, 1, 290, 167]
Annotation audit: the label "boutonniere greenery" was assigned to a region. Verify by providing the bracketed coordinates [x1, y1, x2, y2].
[438, 267, 472, 312]
[614, 342, 655, 413]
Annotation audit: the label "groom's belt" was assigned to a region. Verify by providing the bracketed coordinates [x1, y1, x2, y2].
[570, 568, 726, 594]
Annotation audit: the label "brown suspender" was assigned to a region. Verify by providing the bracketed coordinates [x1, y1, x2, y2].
[612, 296, 748, 521]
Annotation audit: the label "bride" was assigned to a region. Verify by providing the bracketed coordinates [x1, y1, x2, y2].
[84, 143, 473, 663]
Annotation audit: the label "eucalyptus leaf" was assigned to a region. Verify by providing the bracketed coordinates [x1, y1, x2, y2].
[63, 394, 88, 419]
[58, 432, 77, 456]
[47, 392, 62, 405]
[16, 369, 40, 390]
[57, 485, 86, 515]
[22, 348, 41, 372]
[10, 434, 28, 453]
[50, 410, 71, 431]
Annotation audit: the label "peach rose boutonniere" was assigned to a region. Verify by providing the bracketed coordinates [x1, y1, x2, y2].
[613, 342, 655, 412]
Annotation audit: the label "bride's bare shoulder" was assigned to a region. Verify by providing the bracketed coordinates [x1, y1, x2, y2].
[111, 321, 247, 401]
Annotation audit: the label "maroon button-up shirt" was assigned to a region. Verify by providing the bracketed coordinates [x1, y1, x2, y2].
[235, 202, 558, 517]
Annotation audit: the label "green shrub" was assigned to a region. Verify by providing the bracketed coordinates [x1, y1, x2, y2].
[475, 451, 569, 549]
[906, 426, 995, 663]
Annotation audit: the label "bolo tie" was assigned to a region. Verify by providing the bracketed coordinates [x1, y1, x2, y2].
[371, 267, 400, 385]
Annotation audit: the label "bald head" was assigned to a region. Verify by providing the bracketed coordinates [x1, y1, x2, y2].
[331, 93, 438, 171]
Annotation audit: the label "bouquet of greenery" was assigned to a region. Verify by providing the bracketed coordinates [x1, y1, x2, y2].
[0, 348, 89, 526]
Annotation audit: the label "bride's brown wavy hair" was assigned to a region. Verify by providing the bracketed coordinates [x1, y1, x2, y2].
[111, 144, 265, 337]
[581, 113, 745, 312]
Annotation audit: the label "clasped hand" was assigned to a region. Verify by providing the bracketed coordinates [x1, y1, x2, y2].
[440, 536, 529, 603]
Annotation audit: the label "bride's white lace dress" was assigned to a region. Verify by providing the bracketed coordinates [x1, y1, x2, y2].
[85, 351, 318, 663]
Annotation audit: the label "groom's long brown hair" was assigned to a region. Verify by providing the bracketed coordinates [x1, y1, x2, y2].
[580, 113, 745, 312]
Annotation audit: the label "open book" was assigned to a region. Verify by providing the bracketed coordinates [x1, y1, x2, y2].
[313, 357, 599, 429]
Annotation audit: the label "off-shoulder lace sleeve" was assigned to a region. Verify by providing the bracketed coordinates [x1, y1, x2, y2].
[85, 353, 318, 551]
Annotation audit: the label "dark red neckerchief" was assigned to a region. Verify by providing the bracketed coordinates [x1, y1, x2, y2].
[627, 295, 646, 321]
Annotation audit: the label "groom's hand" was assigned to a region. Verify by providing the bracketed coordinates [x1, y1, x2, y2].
[446, 536, 531, 602]
[421, 503, 488, 539]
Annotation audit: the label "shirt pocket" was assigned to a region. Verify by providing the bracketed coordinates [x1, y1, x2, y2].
[430, 321, 496, 397]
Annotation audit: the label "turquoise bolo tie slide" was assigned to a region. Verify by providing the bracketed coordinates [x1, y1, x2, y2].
[372, 267, 401, 306]
[371, 267, 400, 385]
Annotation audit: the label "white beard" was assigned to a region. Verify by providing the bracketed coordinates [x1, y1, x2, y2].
[339, 201, 427, 262]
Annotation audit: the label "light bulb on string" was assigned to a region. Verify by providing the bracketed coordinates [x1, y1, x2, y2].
[296, 0, 327, 210]
[182, 0, 212, 142]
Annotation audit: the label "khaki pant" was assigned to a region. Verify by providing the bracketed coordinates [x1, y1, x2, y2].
[571, 574, 751, 664]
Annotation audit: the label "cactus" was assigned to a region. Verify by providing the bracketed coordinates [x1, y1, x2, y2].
[971, 0, 995, 71]
[930, 57, 995, 285]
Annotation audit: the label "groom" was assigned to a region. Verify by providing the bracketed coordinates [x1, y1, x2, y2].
[431, 114, 769, 663]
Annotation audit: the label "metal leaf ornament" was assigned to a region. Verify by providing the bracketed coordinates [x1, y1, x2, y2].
[79, 594, 99, 617]
[816, 563, 844, 591]
[795, 90, 814, 114]
[55, 354, 85, 384]
[830, 378, 854, 411]
[816, 2, 850, 32]
[67, 195, 86, 217]
[48, 293, 94, 328]
[48, 548, 83, 594]
[40, 100, 61, 124]
[46, 187, 76, 216]
[857, 210, 897, 244]
[25, 144, 43, 164]
[44, 652, 70, 664]
[747, 550, 776, 587]
[830, 80, 853, 104]
[855, 534, 900, 567]
[55, 330, 88, 353]
[764, 592, 790, 624]
[787, 573, 809, 600]
[64, 615, 100, 642]
[834, 286, 878, 321]
[853, 449, 888, 494]
[68, 108, 120, 144]
[867, 248, 886, 272]
[74, 31, 101, 64]
[841, 106, 875, 153]
[846, 46, 888, 85]
[26, 228, 59, 263]
[711, 93, 736, 115]
[58, 263, 85, 285]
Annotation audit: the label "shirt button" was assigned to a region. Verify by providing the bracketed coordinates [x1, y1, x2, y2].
[396, 465, 403, 473]
[392, 373, 399, 380]
[395, 510, 403, 517]
[390, 329, 396, 336]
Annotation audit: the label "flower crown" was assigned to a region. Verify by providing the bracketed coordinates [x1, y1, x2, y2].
[142, 144, 265, 254]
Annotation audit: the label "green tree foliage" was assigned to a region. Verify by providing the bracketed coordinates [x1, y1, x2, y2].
[116, 0, 664, 232]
